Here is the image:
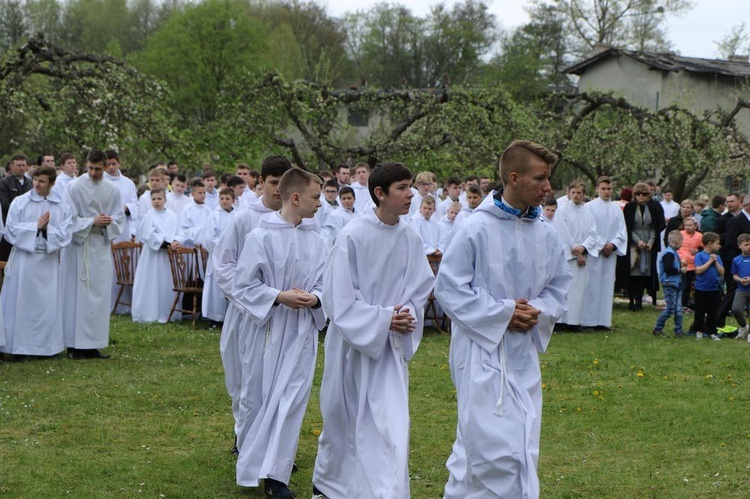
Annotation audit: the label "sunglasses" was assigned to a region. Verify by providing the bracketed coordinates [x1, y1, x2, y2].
[634, 192, 648, 196]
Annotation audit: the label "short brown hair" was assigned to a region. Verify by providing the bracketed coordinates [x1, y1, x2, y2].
[738, 233, 750, 245]
[279, 167, 322, 200]
[702, 232, 720, 246]
[499, 140, 558, 185]
[33, 166, 57, 183]
[596, 176, 612, 187]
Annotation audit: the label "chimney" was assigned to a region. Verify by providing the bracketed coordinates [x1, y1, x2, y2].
[728, 54, 749, 63]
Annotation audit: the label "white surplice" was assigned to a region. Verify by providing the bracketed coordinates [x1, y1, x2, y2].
[552, 201, 599, 326]
[409, 212, 440, 255]
[437, 214, 455, 252]
[582, 197, 627, 327]
[52, 172, 75, 197]
[204, 189, 219, 210]
[103, 170, 140, 314]
[212, 198, 274, 436]
[131, 208, 179, 323]
[174, 202, 211, 248]
[60, 175, 124, 349]
[350, 182, 374, 214]
[166, 191, 191, 214]
[202, 207, 236, 322]
[233, 212, 326, 487]
[320, 206, 356, 249]
[435, 195, 573, 499]
[312, 208, 435, 499]
[1, 190, 72, 355]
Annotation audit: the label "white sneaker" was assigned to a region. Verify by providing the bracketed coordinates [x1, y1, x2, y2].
[696, 332, 704, 339]
[737, 325, 749, 339]
[710, 334, 721, 341]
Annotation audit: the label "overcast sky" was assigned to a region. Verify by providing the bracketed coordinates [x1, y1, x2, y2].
[321, 0, 750, 60]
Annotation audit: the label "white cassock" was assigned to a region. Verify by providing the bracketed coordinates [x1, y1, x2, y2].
[131, 208, 179, 323]
[233, 213, 326, 487]
[166, 191, 191, 214]
[407, 190, 428, 221]
[138, 191, 153, 216]
[60, 175, 124, 349]
[582, 197, 627, 328]
[320, 206, 356, 250]
[1, 191, 72, 355]
[202, 207, 236, 322]
[351, 182, 374, 214]
[174, 202, 211, 248]
[103, 170, 140, 314]
[312, 208, 435, 499]
[409, 212, 440, 255]
[52, 172, 75, 197]
[314, 199, 333, 232]
[204, 189, 219, 210]
[437, 215, 455, 252]
[552, 201, 599, 326]
[212, 198, 274, 436]
[436, 196, 459, 219]
[435, 196, 573, 499]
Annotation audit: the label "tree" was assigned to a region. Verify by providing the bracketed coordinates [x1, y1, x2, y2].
[0, 35, 181, 169]
[132, 0, 268, 125]
[715, 23, 750, 59]
[556, 0, 694, 57]
[0, 0, 29, 53]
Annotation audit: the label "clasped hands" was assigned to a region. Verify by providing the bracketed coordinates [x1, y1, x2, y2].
[276, 288, 318, 309]
[509, 299, 541, 332]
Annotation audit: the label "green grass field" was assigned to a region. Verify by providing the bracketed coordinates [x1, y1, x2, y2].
[2, 303, 749, 498]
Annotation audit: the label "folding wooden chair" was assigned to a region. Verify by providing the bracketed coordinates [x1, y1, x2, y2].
[111, 241, 142, 314]
[168, 247, 204, 327]
[426, 254, 450, 333]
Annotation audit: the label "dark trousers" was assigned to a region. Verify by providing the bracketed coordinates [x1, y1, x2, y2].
[693, 289, 721, 335]
[682, 271, 696, 308]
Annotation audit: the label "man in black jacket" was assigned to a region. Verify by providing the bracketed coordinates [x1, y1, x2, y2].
[0, 154, 32, 261]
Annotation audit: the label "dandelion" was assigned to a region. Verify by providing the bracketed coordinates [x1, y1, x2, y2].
[593, 390, 599, 397]
[313, 429, 321, 436]
[593, 359, 600, 366]
[705, 374, 714, 380]
[637, 371, 644, 379]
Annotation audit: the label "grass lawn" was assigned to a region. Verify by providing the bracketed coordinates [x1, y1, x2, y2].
[2, 303, 750, 498]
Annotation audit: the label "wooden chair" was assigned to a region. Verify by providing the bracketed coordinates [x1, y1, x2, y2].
[111, 241, 142, 314]
[426, 254, 450, 333]
[167, 247, 204, 327]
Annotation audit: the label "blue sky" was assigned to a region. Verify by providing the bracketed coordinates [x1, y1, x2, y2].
[322, 0, 750, 60]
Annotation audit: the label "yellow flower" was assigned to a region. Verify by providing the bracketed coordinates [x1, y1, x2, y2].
[637, 371, 644, 378]
[593, 359, 600, 366]
[313, 429, 321, 436]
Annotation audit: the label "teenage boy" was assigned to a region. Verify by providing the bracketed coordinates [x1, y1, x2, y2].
[212, 156, 292, 455]
[166, 174, 190, 214]
[233, 169, 326, 498]
[1, 166, 72, 358]
[436, 175, 462, 219]
[203, 171, 219, 209]
[138, 167, 168, 214]
[435, 140, 572, 498]
[53, 152, 78, 195]
[312, 162, 435, 499]
[202, 188, 237, 328]
[321, 186, 357, 249]
[172, 179, 210, 249]
[732, 233, 750, 341]
[693, 232, 724, 340]
[350, 162, 374, 213]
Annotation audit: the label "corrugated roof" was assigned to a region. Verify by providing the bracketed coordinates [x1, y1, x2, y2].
[565, 47, 750, 78]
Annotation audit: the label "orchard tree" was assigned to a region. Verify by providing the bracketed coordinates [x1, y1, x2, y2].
[0, 34, 181, 168]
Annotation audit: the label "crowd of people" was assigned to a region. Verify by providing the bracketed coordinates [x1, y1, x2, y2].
[2, 141, 749, 499]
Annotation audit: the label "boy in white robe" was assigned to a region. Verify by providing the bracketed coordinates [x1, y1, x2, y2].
[172, 180, 211, 249]
[104, 149, 140, 314]
[1, 167, 72, 358]
[202, 188, 237, 327]
[60, 150, 125, 360]
[233, 168, 326, 498]
[552, 179, 599, 330]
[321, 186, 357, 249]
[435, 140, 573, 499]
[138, 167, 169, 215]
[409, 195, 441, 255]
[166, 175, 191, 214]
[406, 170, 435, 221]
[203, 171, 220, 210]
[51, 152, 77, 196]
[350, 162, 375, 214]
[132, 188, 179, 323]
[438, 201, 461, 252]
[582, 177, 627, 329]
[312, 162, 435, 499]
[211, 156, 292, 454]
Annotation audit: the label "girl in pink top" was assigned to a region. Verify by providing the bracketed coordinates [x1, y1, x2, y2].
[679, 217, 703, 309]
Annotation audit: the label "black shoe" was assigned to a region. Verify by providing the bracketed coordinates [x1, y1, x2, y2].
[312, 485, 329, 498]
[264, 478, 295, 499]
[230, 435, 239, 456]
[292, 462, 298, 473]
[67, 348, 87, 360]
[87, 349, 111, 359]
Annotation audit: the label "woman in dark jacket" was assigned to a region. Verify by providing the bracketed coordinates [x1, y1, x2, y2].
[619, 182, 666, 310]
